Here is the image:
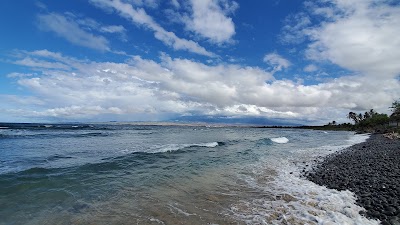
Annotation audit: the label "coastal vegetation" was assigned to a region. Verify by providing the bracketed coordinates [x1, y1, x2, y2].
[306, 100, 400, 134]
[390, 100, 400, 127]
[346, 109, 390, 132]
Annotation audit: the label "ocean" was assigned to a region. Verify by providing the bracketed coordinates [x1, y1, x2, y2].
[0, 124, 378, 225]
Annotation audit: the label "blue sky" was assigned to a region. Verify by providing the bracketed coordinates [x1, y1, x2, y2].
[1, 0, 399, 124]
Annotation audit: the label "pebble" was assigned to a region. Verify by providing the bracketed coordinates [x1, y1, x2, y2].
[305, 134, 400, 225]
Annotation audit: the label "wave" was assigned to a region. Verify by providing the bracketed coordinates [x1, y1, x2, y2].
[76, 132, 109, 137]
[0, 123, 113, 131]
[232, 133, 377, 225]
[16, 167, 55, 175]
[151, 142, 220, 153]
[47, 155, 75, 161]
[0, 131, 109, 139]
[270, 137, 289, 144]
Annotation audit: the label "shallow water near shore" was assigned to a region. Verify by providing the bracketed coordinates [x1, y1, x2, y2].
[0, 124, 378, 224]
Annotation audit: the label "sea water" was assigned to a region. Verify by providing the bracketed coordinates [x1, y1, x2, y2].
[0, 124, 378, 225]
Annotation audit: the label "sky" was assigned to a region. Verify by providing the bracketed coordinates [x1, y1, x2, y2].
[0, 0, 399, 124]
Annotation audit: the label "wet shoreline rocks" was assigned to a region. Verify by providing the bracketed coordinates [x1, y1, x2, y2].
[306, 134, 400, 225]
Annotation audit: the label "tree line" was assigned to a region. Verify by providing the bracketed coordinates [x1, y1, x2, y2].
[325, 100, 400, 132]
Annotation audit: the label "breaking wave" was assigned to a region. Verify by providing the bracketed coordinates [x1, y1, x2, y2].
[270, 137, 289, 144]
[150, 142, 220, 153]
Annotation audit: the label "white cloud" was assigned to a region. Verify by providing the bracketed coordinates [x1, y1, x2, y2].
[100, 25, 128, 41]
[37, 13, 110, 51]
[284, 0, 400, 79]
[263, 53, 291, 72]
[7, 73, 35, 78]
[13, 57, 71, 70]
[183, 0, 238, 44]
[129, 0, 160, 8]
[5, 50, 400, 123]
[90, 0, 215, 57]
[170, 0, 180, 8]
[35, 1, 47, 10]
[280, 12, 311, 44]
[77, 17, 127, 36]
[1, 95, 46, 106]
[304, 64, 318, 72]
[63, 12, 128, 42]
[100, 25, 126, 34]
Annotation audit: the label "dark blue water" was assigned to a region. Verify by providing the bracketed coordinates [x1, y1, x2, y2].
[0, 124, 377, 225]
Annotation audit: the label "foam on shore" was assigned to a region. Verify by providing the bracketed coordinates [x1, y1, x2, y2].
[230, 134, 378, 224]
[307, 134, 400, 224]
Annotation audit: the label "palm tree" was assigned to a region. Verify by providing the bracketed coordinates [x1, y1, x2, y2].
[390, 101, 400, 127]
[358, 113, 363, 122]
[364, 112, 370, 120]
[348, 112, 359, 124]
[369, 109, 377, 118]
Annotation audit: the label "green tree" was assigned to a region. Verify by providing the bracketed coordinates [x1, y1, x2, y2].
[358, 113, 389, 128]
[390, 100, 400, 127]
[364, 112, 370, 120]
[369, 109, 377, 117]
[348, 112, 359, 124]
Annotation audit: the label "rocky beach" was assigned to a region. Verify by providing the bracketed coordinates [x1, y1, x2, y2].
[306, 134, 400, 225]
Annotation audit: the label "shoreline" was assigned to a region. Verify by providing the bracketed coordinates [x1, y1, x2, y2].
[306, 134, 400, 225]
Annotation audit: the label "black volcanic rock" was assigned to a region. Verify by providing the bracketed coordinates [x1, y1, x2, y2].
[306, 135, 400, 225]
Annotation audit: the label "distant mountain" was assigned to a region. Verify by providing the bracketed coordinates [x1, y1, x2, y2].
[169, 115, 303, 126]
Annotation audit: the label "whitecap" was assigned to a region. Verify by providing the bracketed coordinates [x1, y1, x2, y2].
[271, 137, 289, 144]
[231, 133, 377, 225]
[151, 142, 219, 153]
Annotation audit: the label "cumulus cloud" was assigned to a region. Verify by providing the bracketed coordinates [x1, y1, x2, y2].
[284, 0, 400, 79]
[37, 13, 111, 51]
[90, 0, 215, 57]
[5, 50, 400, 123]
[263, 53, 291, 72]
[183, 0, 238, 44]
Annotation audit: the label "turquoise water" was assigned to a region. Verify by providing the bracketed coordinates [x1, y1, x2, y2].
[0, 124, 378, 225]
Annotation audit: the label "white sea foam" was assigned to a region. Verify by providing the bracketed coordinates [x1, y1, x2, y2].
[168, 203, 197, 217]
[346, 133, 370, 145]
[271, 137, 289, 144]
[126, 142, 219, 154]
[231, 134, 377, 225]
[0, 127, 9, 129]
[149, 218, 165, 224]
[232, 171, 379, 224]
[158, 142, 219, 153]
